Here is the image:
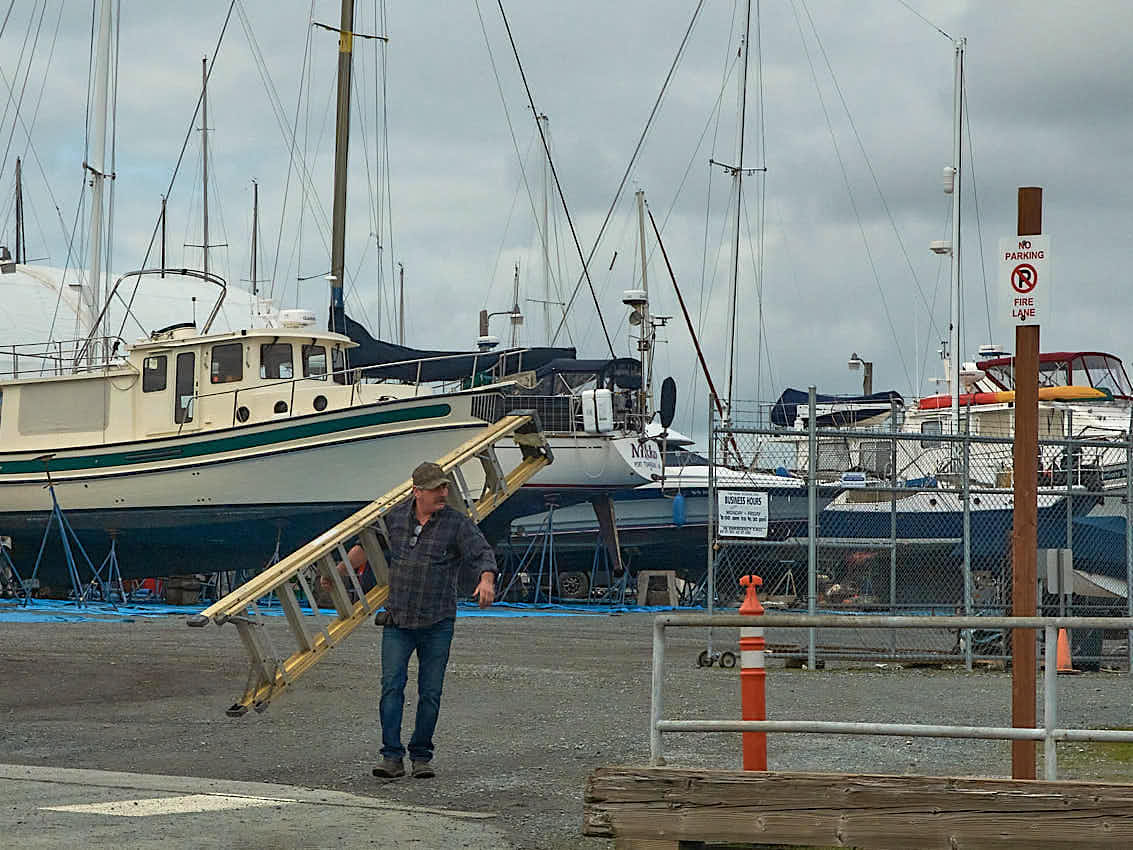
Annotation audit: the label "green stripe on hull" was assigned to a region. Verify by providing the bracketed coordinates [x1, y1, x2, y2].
[0, 402, 453, 475]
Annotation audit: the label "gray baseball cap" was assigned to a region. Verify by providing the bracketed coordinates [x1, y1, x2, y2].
[411, 461, 448, 489]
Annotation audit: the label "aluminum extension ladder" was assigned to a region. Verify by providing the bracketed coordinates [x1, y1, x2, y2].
[188, 412, 552, 716]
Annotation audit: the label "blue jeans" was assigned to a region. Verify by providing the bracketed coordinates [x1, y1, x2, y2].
[379, 617, 454, 762]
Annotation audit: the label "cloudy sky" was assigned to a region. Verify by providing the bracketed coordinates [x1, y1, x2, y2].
[1, 1, 1129, 436]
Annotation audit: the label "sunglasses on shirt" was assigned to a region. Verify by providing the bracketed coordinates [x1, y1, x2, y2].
[409, 524, 424, 548]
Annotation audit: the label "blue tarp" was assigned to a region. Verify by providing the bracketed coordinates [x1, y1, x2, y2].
[0, 599, 693, 624]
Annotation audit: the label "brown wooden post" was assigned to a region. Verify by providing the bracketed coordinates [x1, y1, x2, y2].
[1011, 186, 1042, 779]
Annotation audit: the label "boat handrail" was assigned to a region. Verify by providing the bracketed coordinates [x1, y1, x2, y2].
[0, 336, 129, 380]
[72, 267, 227, 370]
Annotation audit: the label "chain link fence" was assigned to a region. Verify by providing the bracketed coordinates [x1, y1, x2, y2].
[707, 394, 1133, 672]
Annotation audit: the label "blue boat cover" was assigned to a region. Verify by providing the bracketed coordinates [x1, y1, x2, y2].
[771, 388, 905, 427]
[336, 308, 576, 381]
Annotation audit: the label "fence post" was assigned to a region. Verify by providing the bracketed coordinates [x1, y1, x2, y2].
[963, 411, 972, 671]
[707, 394, 717, 657]
[650, 617, 666, 766]
[1043, 622, 1058, 780]
[1126, 410, 1132, 676]
[889, 399, 898, 657]
[807, 386, 817, 671]
[1063, 410, 1073, 619]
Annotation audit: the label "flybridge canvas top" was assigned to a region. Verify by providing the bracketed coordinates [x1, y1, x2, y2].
[978, 351, 1132, 399]
[770, 388, 904, 427]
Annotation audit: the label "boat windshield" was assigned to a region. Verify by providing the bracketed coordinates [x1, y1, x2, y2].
[1076, 354, 1133, 397]
[981, 361, 1071, 390]
[980, 353, 1132, 397]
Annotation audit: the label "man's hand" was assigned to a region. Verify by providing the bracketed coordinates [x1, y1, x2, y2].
[320, 562, 348, 591]
[474, 572, 495, 608]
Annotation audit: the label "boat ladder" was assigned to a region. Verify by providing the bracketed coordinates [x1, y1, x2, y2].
[188, 412, 552, 716]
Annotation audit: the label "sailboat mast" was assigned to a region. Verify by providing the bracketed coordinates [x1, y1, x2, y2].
[635, 189, 653, 416]
[201, 57, 210, 279]
[398, 262, 405, 345]
[948, 38, 965, 435]
[14, 157, 23, 264]
[329, 0, 355, 339]
[725, 0, 752, 414]
[85, 0, 113, 363]
[511, 261, 521, 348]
[250, 180, 259, 296]
[539, 113, 551, 345]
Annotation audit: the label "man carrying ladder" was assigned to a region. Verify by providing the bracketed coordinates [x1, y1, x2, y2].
[370, 462, 497, 780]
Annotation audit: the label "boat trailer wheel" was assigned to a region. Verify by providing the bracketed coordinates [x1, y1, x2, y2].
[697, 649, 737, 669]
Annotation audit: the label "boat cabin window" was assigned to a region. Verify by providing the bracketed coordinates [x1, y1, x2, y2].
[260, 343, 293, 380]
[142, 355, 167, 392]
[302, 344, 327, 380]
[920, 419, 941, 448]
[859, 440, 892, 477]
[332, 346, 346, 385]
[1038, 360, 1071, 388]
[210, 343, 243, 384]
[175, 352, 195, 424]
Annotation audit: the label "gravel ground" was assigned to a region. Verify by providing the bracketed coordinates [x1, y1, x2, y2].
[2, 608, 1132, 849]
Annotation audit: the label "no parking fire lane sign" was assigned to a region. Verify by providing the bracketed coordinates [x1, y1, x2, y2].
[1000, 234, 1050, 325]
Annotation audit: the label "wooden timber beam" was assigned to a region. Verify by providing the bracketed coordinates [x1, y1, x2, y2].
[585, 767, 1133, 849]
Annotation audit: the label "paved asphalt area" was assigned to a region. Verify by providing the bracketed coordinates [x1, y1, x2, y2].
[2, 605, 1132, 849]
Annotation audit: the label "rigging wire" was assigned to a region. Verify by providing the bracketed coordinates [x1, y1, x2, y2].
[0, 0, 63, 227]
[799, 1, 943, 349]
[0, 0, 71, 258]
[725, 0, 752, 411]
[344, 68, 376, 330]
[496, 1, 615, 357]
[112, 0, 238, 345]
[0, 0, 49, 200]
[235, 1, 333, 259]
[479, 131, 536, 310]
[895, 0, 953, 41]
[375, 0, 397, 339]
[474, 0, 568, 341]
[963, 71, 992, 347]
[269, 0, 317, 300]
[690, 0, 740, 431]
[791, 0, 913, 391]
[543, 0, 706, 349]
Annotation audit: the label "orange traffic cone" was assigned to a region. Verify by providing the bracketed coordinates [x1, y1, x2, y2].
[1056, 628, 1080, 675]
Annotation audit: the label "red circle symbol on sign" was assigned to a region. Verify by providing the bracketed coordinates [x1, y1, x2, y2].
[1011, 263, 1038, 293]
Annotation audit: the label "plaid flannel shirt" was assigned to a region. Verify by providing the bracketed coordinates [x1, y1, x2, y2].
[384, 498, 497, 629]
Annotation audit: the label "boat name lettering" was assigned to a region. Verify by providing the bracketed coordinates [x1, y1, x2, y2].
[630, 442, 658, 460]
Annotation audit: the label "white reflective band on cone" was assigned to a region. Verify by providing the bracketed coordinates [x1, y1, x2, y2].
[742, 649, 765, 668]
[740, 626, 764, 638]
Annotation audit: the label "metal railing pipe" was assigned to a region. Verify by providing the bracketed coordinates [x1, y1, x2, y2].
[653, 613, 1133, 630]
[650, 617, 666, 766]
[1044, 623, 1058, 780]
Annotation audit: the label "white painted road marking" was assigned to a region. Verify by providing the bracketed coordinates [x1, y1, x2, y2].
[42, 793, 297, 817]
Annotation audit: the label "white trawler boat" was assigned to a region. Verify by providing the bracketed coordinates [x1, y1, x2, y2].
[0, 278, 510, 584]
[0, 0, 658, 587]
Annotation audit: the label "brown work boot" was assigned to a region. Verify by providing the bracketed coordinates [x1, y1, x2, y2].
[371, 758, 404, 778]
[411, 760, 435, 779]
